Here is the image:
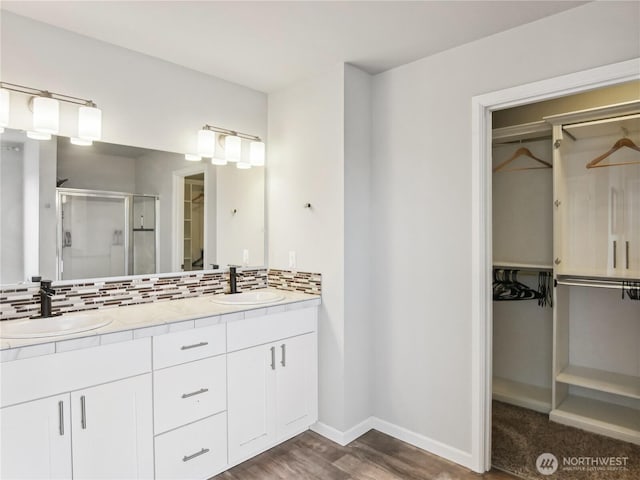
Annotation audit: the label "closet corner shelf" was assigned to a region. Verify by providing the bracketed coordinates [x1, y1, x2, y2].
[492, 377, 551, 414]
[550, 396, 640, 446]
[493, 262, 553, 271]
[557, 365, 640, 400]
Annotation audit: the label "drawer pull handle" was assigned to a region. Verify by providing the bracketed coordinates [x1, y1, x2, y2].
[281, 343, 286, 367]
[626, 241, 629, 269]
[58, 401, 64, 436]
[80, 395, 87, 429]
[181, 388, 209, 399]
[270, 346, 276, 370]
[181, 341, 209, 350]
[183, 448, 210, 462]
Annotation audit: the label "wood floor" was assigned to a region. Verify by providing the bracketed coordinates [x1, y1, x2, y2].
[213, 430, 517, 480]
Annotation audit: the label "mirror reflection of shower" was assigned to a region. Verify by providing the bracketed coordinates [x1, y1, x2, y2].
[183, 173, 204, 271]
[58, 189, 158, 280]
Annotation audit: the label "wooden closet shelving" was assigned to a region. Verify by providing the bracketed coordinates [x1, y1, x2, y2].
[546, 101, 640, 446]
[492, 122, 554, 415]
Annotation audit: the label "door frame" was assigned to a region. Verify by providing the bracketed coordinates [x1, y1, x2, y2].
[470, 58, 640, 472]
[172, 165, 209, 272]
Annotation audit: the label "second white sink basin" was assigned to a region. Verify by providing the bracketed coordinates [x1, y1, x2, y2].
[0, 314, 113, 339]
[211, 291, 285, 305]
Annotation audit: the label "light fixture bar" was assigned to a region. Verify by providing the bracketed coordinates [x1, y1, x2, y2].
[0, 81, 97, 107]
[201, 124, 261, 142]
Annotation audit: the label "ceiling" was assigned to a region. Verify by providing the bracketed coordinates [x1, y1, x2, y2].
[1, 1, 587, 93]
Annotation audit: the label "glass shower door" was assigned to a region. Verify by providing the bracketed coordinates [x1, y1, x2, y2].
[59, 191, 128, 280]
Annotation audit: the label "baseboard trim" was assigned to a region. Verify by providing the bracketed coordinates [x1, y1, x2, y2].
[312, 417, 473, 469]
[370, 417, 474, 469]
[311, 417, 374, 446]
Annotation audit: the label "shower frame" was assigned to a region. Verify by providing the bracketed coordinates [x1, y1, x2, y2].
[55, 188, 159, 280]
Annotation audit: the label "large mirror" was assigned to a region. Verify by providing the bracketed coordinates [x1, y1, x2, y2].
[0, 128, 265, 284]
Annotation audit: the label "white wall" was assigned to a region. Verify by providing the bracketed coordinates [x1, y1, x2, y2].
[57, 145, 137, 193]
[0, 11, 266, 160]
[268, 63, 373, 434]
[268, 64, 346, 429]
[371, 0, 639, 457]
[216, 165, 265, 267]
[343, 65, 372, 428]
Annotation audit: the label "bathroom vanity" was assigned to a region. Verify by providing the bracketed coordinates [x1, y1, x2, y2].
[0, 289, 319, 479]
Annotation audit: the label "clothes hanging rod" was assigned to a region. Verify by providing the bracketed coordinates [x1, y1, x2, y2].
[493, 262, 553, 271]
[556, 278, 625, 290]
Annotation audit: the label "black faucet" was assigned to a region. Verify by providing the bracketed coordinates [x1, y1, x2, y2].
[229, 266, 239, 294]
[39, 280, 56, 318]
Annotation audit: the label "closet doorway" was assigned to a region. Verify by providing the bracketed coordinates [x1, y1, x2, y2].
[470, 59, 640, 475]
[172, 166, 208, 272]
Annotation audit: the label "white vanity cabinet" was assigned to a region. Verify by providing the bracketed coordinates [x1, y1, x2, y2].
[0, 339, 154, 480]
[0, 297, 321, 479]
[71, 375, 153, 479]
[0, 394, 72, 479]
[152, 323, 229, 480]
[227, 307, 318, 465]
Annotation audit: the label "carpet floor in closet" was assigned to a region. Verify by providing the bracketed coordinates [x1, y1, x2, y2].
[492, 400, 640, 480]
[214, 429, 516, 480]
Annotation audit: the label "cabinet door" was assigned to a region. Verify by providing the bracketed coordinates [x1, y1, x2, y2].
[71, 374, 153, 479]
[0, 394, 72, 479]
[276, 333, 318, 440]
[227, 344, 276, 464]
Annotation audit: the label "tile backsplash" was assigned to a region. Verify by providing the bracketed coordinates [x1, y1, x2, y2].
[0, 269, 321, 321]
[267, 269, 322, 295]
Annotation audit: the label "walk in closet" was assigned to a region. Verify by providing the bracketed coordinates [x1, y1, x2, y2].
[492, 98, 640, 447]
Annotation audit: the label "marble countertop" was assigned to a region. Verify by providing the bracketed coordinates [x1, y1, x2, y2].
[0, 288, 320, 360]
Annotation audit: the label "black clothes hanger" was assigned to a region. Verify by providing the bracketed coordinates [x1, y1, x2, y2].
[493, 269, 544, 302]
[622, 281, 640, 301]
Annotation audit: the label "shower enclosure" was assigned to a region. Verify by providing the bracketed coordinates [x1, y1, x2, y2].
[57, 188, 158, 280]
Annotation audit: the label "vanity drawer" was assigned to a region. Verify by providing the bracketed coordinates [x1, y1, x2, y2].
[1, 338, 151, 408]
[154, 355, 226, 434]
[153, 323, 225, 369]
[155, 412, 227, 480]
[227, 307, 317, 352]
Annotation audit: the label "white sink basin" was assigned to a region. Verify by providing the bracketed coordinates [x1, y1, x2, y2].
[211, 291, 285, 305]
[0, 314, 113, 339]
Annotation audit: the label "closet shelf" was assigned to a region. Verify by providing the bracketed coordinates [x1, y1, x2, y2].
[493, 262, 553, 271]
[550, 395, 640, 446]
[492, 377, 551, 414]
[557, 365, 640, 400]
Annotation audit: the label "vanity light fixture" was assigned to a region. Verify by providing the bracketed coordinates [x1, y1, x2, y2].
[250, 140, 265, 166]
[70, 137, 93, 146]
[224, 134, 242, 163]
[0, 81, 102, 144]
[192, 124, 264, 169]
[26, 131, 52, 141]
[32, 94, 60, 134]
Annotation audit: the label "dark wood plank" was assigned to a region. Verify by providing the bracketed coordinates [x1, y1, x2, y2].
[212, 429, 518, 480]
